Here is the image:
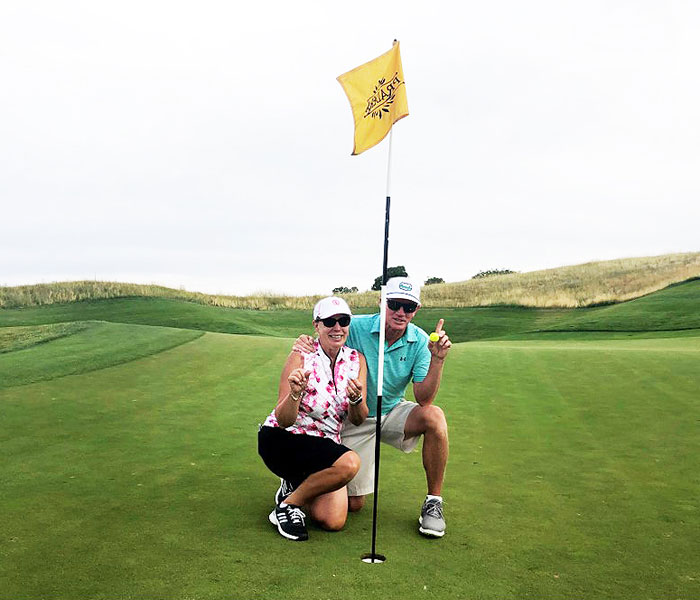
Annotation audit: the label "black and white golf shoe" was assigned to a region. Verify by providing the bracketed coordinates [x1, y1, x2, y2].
[269, 503, 308, 541]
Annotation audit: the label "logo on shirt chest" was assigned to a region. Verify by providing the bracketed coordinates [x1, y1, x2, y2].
[399, 355, 407, 362]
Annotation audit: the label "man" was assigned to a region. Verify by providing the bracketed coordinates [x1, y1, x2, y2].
[292, 277, 452, 537]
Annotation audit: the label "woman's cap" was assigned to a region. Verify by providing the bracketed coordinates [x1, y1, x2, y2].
[385, 277, 421, 306]
[313, 297, 353, 320]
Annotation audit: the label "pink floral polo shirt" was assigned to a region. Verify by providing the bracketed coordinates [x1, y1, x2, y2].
[263, 340, 361, 444]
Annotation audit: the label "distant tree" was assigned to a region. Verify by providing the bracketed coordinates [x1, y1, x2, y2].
[332, 286, 359, 294]
[424, 276, 445, 285]
[371, 266, 408, 291]
[472, 269, 516, 279]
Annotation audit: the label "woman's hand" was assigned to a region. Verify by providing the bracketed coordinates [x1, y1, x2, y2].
[288, 368, 310, 398]
[346, 355, 368, 425]
[346, 377, 363, 404]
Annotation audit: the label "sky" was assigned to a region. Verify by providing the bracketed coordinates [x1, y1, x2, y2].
[2, 1, 698, 297]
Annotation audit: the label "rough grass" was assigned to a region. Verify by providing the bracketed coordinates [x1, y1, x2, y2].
[0, 281, 323, 311]
[419, 251, 700, 308]
[1, 252, 698, 310]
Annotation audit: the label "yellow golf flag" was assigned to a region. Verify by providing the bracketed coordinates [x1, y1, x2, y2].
[337, 41, 409, 155]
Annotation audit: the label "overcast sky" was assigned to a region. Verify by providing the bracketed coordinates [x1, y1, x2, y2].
[2, 1, 698, 296]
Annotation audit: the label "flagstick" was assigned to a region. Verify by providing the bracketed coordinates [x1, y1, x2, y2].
[364, 128, 393, 565]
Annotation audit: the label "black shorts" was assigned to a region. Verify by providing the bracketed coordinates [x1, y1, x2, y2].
[258, 426, 353, 489]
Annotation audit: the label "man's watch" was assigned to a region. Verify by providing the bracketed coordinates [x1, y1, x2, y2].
[348, 395, 363, 406]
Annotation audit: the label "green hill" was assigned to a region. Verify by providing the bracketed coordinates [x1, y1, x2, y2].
[533, 278, 700, 333]
[1, 278, 698, 387]
[0, 297, 313, 337]
[1, 279, 698, 344]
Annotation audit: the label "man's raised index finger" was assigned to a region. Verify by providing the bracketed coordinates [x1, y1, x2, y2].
[435, 318, 444, 333]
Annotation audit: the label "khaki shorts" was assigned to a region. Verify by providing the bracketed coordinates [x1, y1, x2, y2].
[341, 400, 420, 497]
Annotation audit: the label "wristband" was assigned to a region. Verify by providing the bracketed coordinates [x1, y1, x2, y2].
[348, 395, 363, 406]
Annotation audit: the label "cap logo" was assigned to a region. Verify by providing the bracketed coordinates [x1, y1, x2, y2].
[332, 299, 340, 305]
[399, 282, 412, 291]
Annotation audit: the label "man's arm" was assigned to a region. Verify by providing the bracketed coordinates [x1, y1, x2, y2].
[413, 319, 451, 406]
[292, 334, 314, 354]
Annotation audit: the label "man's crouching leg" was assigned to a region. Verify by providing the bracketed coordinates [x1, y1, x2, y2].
[404, 404, 449, 537]
[404, 404, 449, 496]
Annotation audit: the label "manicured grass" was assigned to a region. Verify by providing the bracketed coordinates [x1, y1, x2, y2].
[0, 321, 202, 388]
[0, 297, 316, 338]
[0, 322, 90, 354]
[439, 337, 699, 598]
[1, 328, 698, 599]
[1, 282, 698, 598]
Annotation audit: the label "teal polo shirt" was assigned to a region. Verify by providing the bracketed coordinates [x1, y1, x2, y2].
[347, 314, 431, 417]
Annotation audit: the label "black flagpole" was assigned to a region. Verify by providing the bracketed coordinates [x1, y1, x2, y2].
[369, 193, 389, 562]
[362, 127, 393, 565]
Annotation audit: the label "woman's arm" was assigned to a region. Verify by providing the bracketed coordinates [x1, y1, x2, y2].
[274, 352, 309, 428]
[346, 353, 368, 426]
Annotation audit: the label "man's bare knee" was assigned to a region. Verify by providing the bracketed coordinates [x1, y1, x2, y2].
[415, 405, 448, 437]
[348, 495, 365, 512]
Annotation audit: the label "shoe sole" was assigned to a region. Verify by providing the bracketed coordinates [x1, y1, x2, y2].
[418, 516, 445, 538]
[269, 510, 308, 541]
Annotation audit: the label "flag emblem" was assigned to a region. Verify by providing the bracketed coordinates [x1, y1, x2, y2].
[364, 74, 404, 120]
[337, 41, 409, 155]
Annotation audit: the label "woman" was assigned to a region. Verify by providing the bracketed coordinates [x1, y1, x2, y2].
[258, 296, 368, 541]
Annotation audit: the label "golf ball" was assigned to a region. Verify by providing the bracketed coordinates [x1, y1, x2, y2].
[429, 332, 440, 342]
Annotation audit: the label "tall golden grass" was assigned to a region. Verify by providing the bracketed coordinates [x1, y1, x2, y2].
[0, 281, 324, 310]
[1, 252, 698, 310]
[419, 252, 700, 308]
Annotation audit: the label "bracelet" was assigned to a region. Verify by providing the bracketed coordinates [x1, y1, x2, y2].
[290, 392, 302, 402]
[348, 395, 363, 406]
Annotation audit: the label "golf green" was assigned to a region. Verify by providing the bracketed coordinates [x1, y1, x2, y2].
[1, 322, 698, 599]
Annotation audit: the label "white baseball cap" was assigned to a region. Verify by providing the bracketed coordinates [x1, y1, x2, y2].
[385, 277, 421, 306]
[313, 296, 353, 320]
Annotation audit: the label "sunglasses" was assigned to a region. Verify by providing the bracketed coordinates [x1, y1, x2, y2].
[317, 315, 351, 328]
[387, 299, 418, 313]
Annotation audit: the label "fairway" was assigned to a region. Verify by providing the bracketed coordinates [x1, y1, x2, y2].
[1, 313, 698, 598]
